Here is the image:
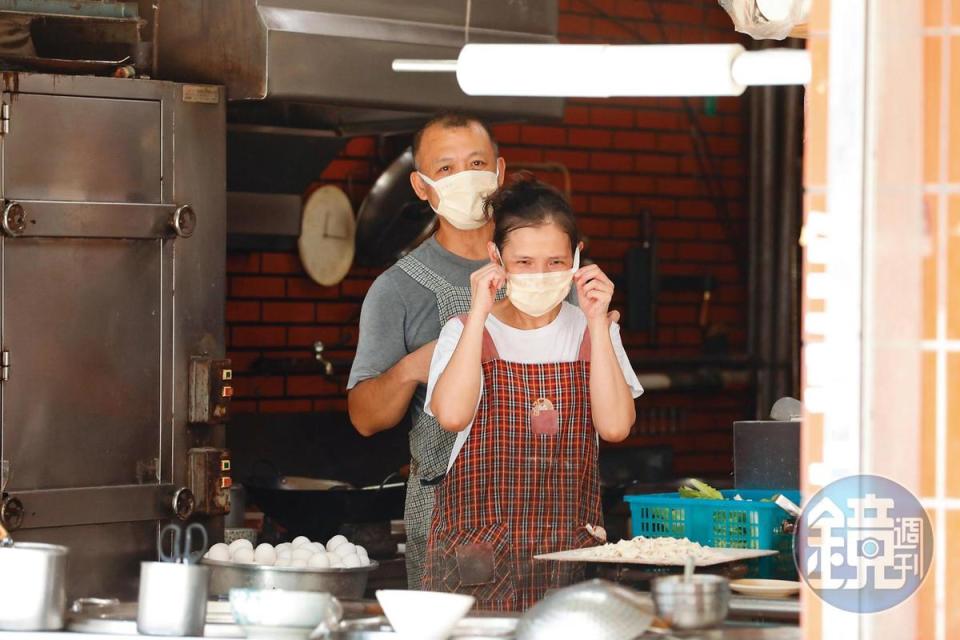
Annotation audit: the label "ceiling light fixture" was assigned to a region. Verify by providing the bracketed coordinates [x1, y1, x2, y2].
[393, 43, 810, 97]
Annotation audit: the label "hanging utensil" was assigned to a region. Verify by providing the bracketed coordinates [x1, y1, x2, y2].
[158, 523, 208, 565]
[298, 185, 356, 287]
[355, 149, 436, 267]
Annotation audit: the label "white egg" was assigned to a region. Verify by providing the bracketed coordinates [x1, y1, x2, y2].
[291, 536, 311, 548]
[325, 535, 348, 552]
[254, 543, 277, 565]
[308, 542, 326, 554]
[356, 546, 369, 565]
[291, 547, 313, 562]
[308, 553, 331, 569]
[206, 543, 230, 562]
[340, 554, 361, 568]
[228, 539, 254, 554]
[274, 557, 292, 567]
[275, 542, 293, 554]
[327, 554, 343, 568]
[333, 542, 357, 558]
[232, 547, 255, 564]
[277, 549, 292, 561]
[290, 557, 309, 568]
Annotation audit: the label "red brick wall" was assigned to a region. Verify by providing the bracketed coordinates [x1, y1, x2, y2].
[226, 1, 751, 476]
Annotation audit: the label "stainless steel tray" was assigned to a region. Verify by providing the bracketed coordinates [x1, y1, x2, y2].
[203, 558, 379, 599]
[535, 547, 778, 567]
[67, 601, 243, 637]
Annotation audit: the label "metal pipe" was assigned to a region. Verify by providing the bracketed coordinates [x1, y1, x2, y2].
[391, 59, 458, 72]
[788, 91, 803, 402]
[747, 74, 762, 415]
[776, 82, 802, 399]
[757, 74, 778, 417]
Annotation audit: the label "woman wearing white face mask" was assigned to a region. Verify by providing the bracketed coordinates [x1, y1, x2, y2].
[421, 175, 643, 611]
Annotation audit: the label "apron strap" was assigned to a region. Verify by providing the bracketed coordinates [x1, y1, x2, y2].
[395, 253, 448, 294]
[456, 314, 501, 362]
[577, 326, 592, 362]
[452, 314, 592, 362]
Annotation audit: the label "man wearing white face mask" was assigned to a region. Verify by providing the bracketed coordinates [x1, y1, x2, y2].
[347, 112, 505, 589]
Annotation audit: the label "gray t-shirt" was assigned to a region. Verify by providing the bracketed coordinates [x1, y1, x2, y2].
[347, 237, 489, 432]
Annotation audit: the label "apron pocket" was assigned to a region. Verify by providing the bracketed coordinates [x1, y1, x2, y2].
[530, 408, 559, 436]
[432, 522, 516, 607]
[456, 542, 496, 586]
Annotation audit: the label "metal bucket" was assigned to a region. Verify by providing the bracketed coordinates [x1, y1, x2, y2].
[204, 558, 378, 599]
[0, 542, 68, 630]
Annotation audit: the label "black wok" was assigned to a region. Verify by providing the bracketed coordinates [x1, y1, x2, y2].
[244, 471, 406, 545]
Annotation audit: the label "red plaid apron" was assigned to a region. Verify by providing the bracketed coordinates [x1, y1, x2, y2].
[423, 319, 602, 611]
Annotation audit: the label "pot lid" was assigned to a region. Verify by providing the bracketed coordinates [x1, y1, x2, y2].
[298, 185, 356, 286]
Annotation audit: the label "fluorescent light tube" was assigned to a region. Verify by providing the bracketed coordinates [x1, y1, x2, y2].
[393, 44, 811, 98]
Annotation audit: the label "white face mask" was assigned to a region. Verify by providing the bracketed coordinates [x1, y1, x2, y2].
[499, 247, 580, 318]
[418, 169, 499, 230]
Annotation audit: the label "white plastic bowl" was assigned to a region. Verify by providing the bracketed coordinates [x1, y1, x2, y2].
[375, 590, 475, 640]
[229, 589, 341, 639]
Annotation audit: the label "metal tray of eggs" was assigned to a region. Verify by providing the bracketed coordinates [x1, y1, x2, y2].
[203, 535, 378, 599]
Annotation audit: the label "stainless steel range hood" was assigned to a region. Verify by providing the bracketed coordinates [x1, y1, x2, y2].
[154, 0, 564, 133]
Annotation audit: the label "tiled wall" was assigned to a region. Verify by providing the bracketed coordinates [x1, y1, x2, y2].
[921, 0, 960, 636]
[225, 0, 752, 476]
[803, 0, 960, 636]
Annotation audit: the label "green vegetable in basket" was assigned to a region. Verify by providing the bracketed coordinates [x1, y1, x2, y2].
[678, 479, 724, 500]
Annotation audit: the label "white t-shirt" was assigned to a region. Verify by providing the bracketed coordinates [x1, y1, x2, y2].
[425, 302, 644, 472]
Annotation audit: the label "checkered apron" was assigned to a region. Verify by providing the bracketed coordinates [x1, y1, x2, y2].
[423, 322, 602, 611]
[395, 254, 472, 589]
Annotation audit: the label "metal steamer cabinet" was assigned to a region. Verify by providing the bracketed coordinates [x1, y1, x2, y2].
[0, 73, 229, 600]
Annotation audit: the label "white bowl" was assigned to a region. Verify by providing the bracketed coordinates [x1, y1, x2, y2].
[375, 590, 475, 640]
[229, 589, 341, 639]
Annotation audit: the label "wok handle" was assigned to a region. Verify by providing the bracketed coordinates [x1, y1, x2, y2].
[379, 471, 403, 490]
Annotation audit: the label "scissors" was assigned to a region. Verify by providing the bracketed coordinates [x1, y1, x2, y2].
[158, 522, 208, 565]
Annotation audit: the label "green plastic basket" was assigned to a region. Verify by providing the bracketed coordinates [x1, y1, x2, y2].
[624, 489, 800, 550]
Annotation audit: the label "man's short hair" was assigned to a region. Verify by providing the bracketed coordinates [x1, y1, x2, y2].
[411, 111, 499, 169]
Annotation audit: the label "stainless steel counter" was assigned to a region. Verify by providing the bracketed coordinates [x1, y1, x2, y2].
[0, 627, 802, 640]
[0, 594, 800, 639]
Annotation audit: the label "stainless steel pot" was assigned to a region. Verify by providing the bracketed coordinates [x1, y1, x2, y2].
[204, 558, 379, 599]
[651, 574, 730, 630]
[0, 542, 68, 630]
